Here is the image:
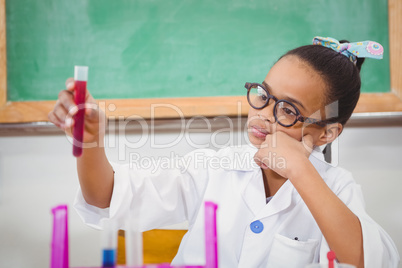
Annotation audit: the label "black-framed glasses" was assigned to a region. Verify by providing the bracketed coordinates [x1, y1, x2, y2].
[245, 82, 328, 127]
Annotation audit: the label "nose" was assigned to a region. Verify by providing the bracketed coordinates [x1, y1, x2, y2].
[257, 103, 276, 124]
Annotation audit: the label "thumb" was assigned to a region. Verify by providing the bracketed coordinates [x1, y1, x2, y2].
[83, 93, 98, 118]
[85, 102, 100, 120]
[302, 134, 314, 154]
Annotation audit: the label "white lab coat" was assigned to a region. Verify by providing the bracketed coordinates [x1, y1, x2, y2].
[74, 145, 400, 268]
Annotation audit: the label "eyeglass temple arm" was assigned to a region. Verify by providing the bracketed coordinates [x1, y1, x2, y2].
[297, 115, 328, 127]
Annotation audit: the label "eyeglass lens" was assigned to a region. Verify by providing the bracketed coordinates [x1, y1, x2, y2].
[248, 85, 298, 126]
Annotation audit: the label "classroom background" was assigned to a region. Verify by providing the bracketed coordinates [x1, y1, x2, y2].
[1, 0, 401, 267]
[0, 120, 402, 267]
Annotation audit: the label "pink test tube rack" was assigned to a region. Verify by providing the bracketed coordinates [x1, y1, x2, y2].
[50, 202, 219, 268]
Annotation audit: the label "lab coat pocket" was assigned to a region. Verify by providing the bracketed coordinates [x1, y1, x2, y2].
[266, 233, 319, 268]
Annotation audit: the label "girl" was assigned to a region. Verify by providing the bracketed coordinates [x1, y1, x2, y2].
[48, 37, 399, 268]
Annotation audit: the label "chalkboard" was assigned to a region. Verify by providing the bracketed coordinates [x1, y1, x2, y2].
[6, 0, 390, 102]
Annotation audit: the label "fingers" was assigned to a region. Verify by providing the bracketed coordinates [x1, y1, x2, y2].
[57, 90, 78, 124]
[48, 78, 104, 144]
[253, 156, 270, 170]
[65, 78, 75, 92]
[59, 89, 78, 113]
[48, 89, 78, 129]
[53, 102, 69, 126]
[48, 104, 75, 129]
[48, 107, 64, 128]
[302, 134, 314, 153]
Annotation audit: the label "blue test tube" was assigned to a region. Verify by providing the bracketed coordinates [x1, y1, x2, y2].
[101, 219, 117, 267]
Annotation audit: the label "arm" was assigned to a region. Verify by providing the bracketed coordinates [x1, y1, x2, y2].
[254, 132, 364, 267]
[76, 145, 114, 208]
[48, 78, 114, 208]
[289, 160, 364, 268]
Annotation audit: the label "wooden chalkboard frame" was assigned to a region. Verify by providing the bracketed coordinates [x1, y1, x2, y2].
[0, 0, 401, 123]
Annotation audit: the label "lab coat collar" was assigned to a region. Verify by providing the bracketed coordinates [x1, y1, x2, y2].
[240, 168, 267, 217]
[257, 179, 297, 219]
[309, 147, 331, 175]
[241, 168, 298, 219]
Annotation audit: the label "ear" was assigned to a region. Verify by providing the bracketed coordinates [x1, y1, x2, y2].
[315, 123, 343, 146]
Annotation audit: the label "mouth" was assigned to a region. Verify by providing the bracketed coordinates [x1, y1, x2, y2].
[250, 125, 269, 139]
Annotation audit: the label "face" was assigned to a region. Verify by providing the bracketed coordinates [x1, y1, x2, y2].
[247, 55, 328, 147]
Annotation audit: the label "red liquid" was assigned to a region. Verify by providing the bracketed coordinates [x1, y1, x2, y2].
[73, 80, 86, 157]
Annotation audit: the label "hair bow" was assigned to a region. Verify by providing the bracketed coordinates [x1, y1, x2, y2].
[312, 36, 383, 64]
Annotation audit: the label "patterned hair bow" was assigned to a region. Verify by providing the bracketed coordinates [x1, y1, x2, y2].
[312, 36, 383, 64]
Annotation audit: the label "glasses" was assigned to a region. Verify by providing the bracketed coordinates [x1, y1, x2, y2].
[245, 82, 328, 127]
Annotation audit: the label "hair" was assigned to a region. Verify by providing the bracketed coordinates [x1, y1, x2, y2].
[279, 40, 365, 126]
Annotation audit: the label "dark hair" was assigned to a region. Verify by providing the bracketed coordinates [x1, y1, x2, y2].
[280, 40, 365, 126]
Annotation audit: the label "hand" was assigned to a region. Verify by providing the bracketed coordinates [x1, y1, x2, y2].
[253, 131, 314, 179]
[48, 78, 106, 145]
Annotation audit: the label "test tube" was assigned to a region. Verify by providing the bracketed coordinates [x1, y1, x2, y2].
[73, 65, 88, 157]
[50, 205, 69, 268]
[205, 201, 218, 268]
[125, 215, 143, 267]
[101, 219, 117, 267]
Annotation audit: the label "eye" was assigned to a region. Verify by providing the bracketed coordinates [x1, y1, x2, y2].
[282, 107, 296, 115]
[257, 86, 268, 101]
[277, 101, 297, 117]
[258, 94, 268, 101]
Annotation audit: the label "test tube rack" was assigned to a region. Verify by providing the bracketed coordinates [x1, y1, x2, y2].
[50, 202, 219, 268]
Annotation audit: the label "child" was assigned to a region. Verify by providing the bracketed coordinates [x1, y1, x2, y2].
[48, 36, 399, 268]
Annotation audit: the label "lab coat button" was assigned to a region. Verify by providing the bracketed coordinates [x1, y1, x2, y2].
[250, 220, 264, 233]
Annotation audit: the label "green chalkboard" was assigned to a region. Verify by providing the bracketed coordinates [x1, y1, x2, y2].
[6, 0, 390, 102]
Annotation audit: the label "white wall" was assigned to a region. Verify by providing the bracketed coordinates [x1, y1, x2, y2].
[0, 121, 401, 267]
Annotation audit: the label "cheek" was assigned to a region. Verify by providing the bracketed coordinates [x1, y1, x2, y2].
[294, 125, 323, 143]
[247, 107, 258, 126]
[279, 128, 303, 141]
[279, 125, 321, 142]
[247, 107, 257, 119]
